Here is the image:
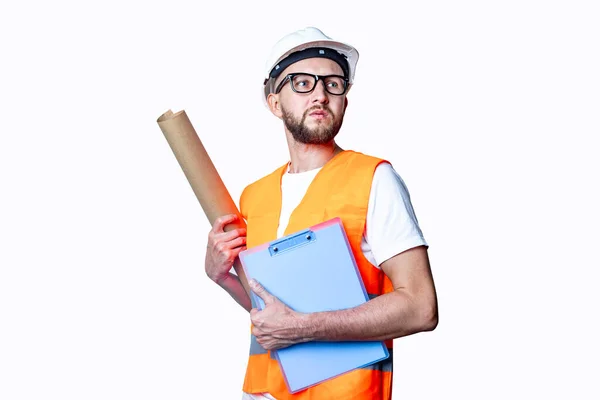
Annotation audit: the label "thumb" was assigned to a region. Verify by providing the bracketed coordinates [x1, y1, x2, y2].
[249, 279, 274, 304]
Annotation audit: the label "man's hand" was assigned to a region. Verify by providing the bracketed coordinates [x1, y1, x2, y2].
[249, 279, 310, 351]
[205, 214, 246, 284]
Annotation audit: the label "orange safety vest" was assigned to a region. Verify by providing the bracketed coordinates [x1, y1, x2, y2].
[240, 150, 395, 400]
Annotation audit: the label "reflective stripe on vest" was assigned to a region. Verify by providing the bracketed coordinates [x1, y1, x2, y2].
[240, 150, 394, 400]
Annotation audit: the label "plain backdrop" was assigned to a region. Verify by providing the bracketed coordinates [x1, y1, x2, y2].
[1, 1, 599, 399]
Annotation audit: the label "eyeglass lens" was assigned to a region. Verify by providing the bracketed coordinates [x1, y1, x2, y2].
[291, 74, 346, 95]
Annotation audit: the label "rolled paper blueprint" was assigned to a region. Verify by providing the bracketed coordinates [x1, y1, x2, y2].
[157, 109, 251, 297]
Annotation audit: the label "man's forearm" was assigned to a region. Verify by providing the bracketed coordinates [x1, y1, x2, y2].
[298, 289, 437, 342]
[217, 272, 252, 312]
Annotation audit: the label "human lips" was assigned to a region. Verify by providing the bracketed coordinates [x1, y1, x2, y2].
[308, 109, 329, 119]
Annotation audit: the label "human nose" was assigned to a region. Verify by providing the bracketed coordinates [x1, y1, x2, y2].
[310, 79, 329, 104]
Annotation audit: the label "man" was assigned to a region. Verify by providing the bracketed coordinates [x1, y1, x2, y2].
[204, 27, 438, 400]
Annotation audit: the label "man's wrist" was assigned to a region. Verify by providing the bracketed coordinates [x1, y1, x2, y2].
[214, 271, 233, 286]
[297, 312, 319, 341]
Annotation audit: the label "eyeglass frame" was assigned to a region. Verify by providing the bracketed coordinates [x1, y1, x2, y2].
[273, 73, 350, 96]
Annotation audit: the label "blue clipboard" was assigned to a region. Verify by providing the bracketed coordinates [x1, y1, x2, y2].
[239, 217, 389, 394]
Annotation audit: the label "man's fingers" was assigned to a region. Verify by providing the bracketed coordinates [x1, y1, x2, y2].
[213, 214, 241, 233]
[210, 228, 246, 249]
[214, 235, 246, 252]
[232, 245, 247, 259]
[217, 228, 247, 243]
[249, 279, 274, 304]
[228, 236, 246, 249]
[209, 229, 246, 257]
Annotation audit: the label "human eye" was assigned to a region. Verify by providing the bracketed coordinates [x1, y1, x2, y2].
[324, 76, 345, 93]
[292, 74, 315, 91]
[326, 76, 344, 87]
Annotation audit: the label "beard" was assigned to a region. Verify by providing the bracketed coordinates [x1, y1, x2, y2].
[282, 105, 343, 145]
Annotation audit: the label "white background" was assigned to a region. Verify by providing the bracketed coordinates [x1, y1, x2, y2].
[1, 1, 599, 399]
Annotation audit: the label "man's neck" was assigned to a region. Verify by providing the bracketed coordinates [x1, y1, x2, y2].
[286, 140, 344, 174]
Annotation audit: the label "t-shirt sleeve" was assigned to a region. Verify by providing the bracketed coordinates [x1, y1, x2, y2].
[365, 163, 428, 267]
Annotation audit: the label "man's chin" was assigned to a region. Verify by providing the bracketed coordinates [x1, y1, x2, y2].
[305, 119, 333, 131]
[304, 132, 337, 145]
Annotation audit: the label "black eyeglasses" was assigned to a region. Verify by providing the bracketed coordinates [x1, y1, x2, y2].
[274, 73, 349, 96]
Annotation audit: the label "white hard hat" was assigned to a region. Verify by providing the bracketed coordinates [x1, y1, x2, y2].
[262, 27, 359, 107]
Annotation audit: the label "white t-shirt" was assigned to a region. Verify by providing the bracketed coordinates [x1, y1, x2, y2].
[278, 161, 427, 267]
[241, 162, 427, 400]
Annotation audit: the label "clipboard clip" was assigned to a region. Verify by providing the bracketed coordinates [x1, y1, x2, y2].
[269, 229, 316, 256]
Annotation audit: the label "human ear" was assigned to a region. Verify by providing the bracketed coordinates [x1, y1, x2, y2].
[267, 93, 283, 119]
